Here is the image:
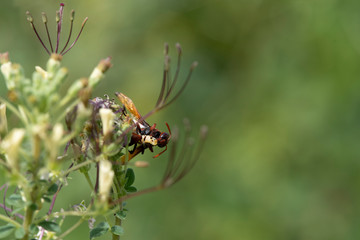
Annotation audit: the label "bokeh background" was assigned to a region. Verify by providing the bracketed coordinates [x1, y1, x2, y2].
[1, 0, 360, 239]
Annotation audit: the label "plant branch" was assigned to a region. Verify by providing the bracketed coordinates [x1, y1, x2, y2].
[0, 213, 22, 228]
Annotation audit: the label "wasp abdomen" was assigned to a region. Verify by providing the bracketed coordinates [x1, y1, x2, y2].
[141, 135, 158, 146]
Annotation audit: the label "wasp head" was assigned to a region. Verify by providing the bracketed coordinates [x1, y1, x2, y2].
[157, 132, 170, 148]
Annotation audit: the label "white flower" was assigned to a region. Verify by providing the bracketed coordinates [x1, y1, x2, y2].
[52, 123, 64, 143]
[99, 158, 114, 202]
[0, 62, 12, 80]
[1, 128, 26, 169]
[35, 66, 48, 79]
[99, 108, 115, 136]
[0, 103, 7, 133]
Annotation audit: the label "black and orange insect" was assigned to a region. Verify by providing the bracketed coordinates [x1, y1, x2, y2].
[116, 92, 171, 159]
[116, 43, 198, 161]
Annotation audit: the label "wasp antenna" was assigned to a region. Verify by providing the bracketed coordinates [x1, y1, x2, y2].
[41, 12, 54, 53]
[62, 17, 88, 56]
[55, 4, 65, 53]
[165, 122, 172, 136]
[26, 11, 51, 55]
[60, 10, 75, 54]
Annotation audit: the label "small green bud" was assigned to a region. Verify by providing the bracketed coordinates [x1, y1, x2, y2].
[73, 102, 92, 132]
[70, 10, 75, 21]
[41, 12, 47, 23]
[103, 143, 120, 157]
[56, 10, 60, 23]
[46, 55, 62, 73]
[89, 57, 112, 88]
[26, 11, 33, 23]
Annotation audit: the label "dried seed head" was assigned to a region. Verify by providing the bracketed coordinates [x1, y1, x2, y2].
[26, 3, 88, 57]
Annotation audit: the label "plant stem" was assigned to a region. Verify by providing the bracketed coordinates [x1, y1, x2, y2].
[22, 206, 35, 240]
[83, 172, 94, 190]
[0, 203, 24, 219]
[113, 216, 121, 240]
[61, 159, 93, 176]
[35, 210, 97, 224]
[0, 213, 21, 228]
[111, 165, 124, 240]
[58, 218, 84, 239]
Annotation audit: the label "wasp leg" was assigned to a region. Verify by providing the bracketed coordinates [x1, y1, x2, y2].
[149, 123, 157, 132]
[153, 145, 167, 158]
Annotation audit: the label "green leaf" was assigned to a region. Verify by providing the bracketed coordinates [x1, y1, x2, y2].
[42, 196, 51, 203]
[0, 224, 15, 238]
[14, 227, 25, 239]
[38, 221, 61, 233]
[29, 203, 38, 211]
[125, 186, 137, 193]
[89, 222, 110, 239]
[29, 224, 38, 235]
[47, 183, 59, 195]
[125, 168, 135, 187]
[6, 194, 24, 207]
[115, 210, 127, 220]
[111, 225, 124, 236]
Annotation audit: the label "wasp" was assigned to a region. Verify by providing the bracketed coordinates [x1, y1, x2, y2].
[116, 92, 171, 158]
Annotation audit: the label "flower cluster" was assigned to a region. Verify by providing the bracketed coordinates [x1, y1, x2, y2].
[0, 3, 207, 240]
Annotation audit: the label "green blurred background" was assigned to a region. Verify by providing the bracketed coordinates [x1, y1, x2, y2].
[1, 0, 360, 239]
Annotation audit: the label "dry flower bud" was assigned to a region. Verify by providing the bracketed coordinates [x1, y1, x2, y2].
[97, 57, 112, 73]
